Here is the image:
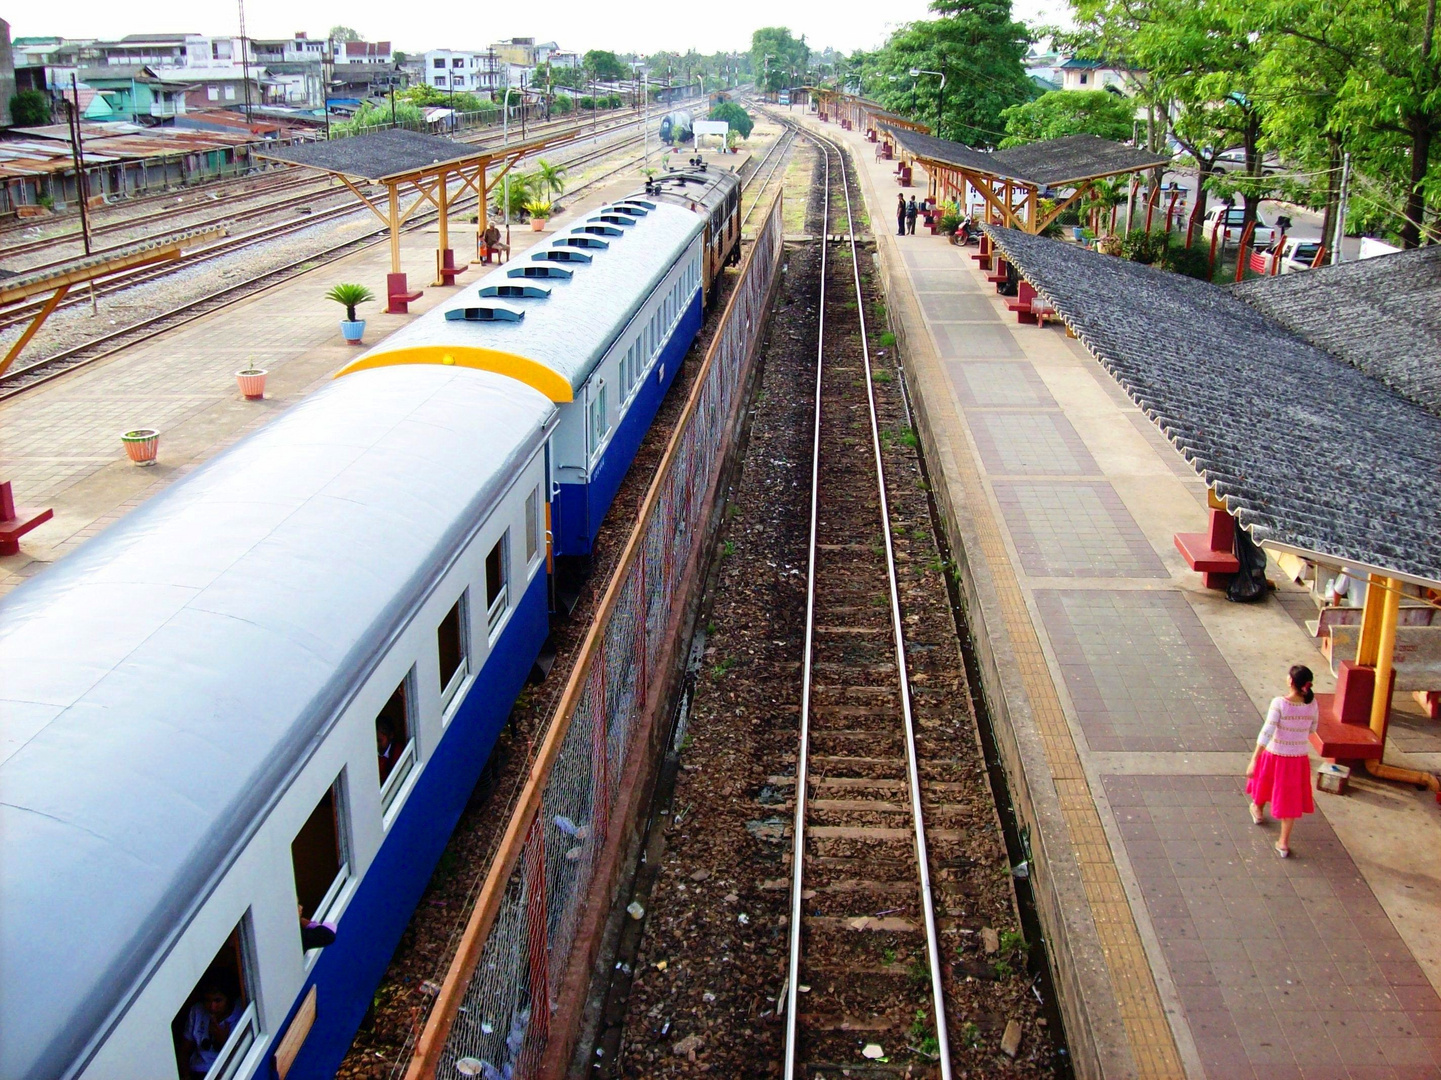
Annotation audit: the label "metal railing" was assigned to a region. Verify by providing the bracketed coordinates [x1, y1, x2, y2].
[406, 188, 786, 1080]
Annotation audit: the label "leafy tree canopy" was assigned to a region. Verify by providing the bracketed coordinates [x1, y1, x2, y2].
[398, 84, 493, 114]
[333, 100, 422, 136]
[328, 25, 360, 43]
[858, 0, 1034, 147]
[1000, 89, 1136, 146]
[709, 102, 754, 138]
[584, 50, 629, 82]
[751, 27, 809, 92]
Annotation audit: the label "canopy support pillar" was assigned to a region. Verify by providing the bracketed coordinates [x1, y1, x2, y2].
[0, 283, 70, 379]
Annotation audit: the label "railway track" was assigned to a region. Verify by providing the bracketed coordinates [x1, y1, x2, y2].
[783, 125, 955, 1078]
[0, 120, 691, 399]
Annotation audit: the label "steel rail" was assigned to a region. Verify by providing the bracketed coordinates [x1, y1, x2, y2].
[781, 119, 954, 1080]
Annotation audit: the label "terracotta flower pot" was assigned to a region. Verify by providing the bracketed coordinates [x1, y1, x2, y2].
[121, 428, 159, 466]
[235, 368, 268, 400]
[530, 218, 547, 232]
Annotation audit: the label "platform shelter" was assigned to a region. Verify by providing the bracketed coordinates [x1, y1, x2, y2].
[0, 225, 226, 377]
[984, 226, 1441, 788]
[808, 89, 930, 139]
[257, 128, 575, 313]
[884, 127, 1169, 234]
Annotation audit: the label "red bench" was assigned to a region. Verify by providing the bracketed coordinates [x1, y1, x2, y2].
[387, 272, 423, 315]
[437, 249, 467, 287]
[986, 257, 1010, 286]
[1311, 661, 1389, 761]
[1006, 281, 1040, 324]
[0, 480, 53, 556]
[1174, 493, 1241, 588]
[972, 234, 993, 271]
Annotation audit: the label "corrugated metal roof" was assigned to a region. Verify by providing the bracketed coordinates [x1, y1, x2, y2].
[0, 365, 556, 1080]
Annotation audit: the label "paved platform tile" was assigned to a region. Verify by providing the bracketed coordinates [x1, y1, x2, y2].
[916, 290, 1001, 322]
[1035, 590, 1260, 752]
[930, 321, 1025, 360]
[1106, 774, 1441, 1079]
[971, 412, 1100, 476]
[900, 246, 967, 270]
[949, 360, 1057, 409]
[995, 480, 1167, 578]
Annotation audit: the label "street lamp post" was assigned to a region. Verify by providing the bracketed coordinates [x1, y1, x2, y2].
[909, 67, 946, 139]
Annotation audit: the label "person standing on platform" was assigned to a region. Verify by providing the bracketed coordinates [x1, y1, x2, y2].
[906, 196, 919, 234]
[897, 193, 907, 236]
[1245, 664, 1319, 857]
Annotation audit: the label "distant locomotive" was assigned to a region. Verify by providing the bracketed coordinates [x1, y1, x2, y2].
[659, 109, 693, 144]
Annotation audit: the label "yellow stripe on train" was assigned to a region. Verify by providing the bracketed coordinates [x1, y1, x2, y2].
[334, 346, 575, 403]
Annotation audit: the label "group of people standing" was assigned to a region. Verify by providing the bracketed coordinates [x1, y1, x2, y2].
[896, 193, 927, 235]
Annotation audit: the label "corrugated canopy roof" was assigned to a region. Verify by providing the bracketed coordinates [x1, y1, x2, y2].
[887, 127, 1170, 188]
[984, 225, 1441, 585]
[256, 128, 490, 182]
[1232, 246, 1441, 418]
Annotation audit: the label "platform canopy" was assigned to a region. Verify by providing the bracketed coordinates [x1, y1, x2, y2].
[983, 225, 1441, 587]
[809, 90, 930, 136]
[885, 127, 1170, 233]
[0, 225, 225, 377]
[257, 127, 576, 285]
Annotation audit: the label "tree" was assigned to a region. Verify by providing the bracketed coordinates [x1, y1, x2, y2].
[332, 100, 423, 136]
[858, 0, 1033, 146]
[328, 26, 360, 43]
[709, 102, 754, 138]
[750, 27, 809, 92]
[531, 159, 568, 203]
[584, 50, 628, 83]
[1000, 90, 1135, 146]
[10, 90, 50, 126]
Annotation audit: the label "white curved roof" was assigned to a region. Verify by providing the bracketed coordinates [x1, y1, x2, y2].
[353, 200, 706, 393]
[0, 366, 555, 1080]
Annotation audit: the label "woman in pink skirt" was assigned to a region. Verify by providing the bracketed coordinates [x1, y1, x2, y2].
[1246, 664, 1319, 857]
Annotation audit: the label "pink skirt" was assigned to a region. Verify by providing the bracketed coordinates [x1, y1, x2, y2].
[1247, 748, 1315, 819]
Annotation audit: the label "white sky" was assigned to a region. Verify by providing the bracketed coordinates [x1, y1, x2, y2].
[16, 0, 1071, 59]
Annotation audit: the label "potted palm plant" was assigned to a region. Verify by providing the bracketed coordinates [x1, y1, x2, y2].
[325, 283, 375, 345]
[121, 428, 160, 466]
[524, 201, 553, 231]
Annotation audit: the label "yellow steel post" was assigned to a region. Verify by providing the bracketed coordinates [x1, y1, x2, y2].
[434, 168, 450, 286]
[387, 182, 401, 275]
[0, 283, 71, 378]
[1356, 573, 1387, 667]
[1370, 578, 1402, 740]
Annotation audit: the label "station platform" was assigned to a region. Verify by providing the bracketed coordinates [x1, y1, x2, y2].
[798, 113, 1441, 1078]
[0, 156, 707, 597]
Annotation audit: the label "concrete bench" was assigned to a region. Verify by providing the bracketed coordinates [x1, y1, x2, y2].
[1005, 281, 1040, 324]
[985, 257, 1010, 286]
[971, 234, 993, 271]
[0, 481, 53, 556]
[1174, 492, 1240, 589]
[387, 272, 423, 315]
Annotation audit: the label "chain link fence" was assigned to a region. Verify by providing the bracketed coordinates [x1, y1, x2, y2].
[411, 189, 786, 1080]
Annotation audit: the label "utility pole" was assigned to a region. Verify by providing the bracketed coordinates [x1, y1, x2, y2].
[502, 67, 511, 253]
[237, 0, 254, 123]
[390, 85, 397, 128]
[1331, 151, 1352, 264]
[521, 71, 527, 140]
[323, 37, 332, 139]
[66, 74, 97, 314]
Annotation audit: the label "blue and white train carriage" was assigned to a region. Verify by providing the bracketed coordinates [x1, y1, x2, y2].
[0, 165, 741, 1080]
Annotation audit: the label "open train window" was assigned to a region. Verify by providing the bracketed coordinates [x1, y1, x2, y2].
[172, 917, 260, 1080]
[438, 594, 469, 711]
[292, 777, 350, 932]
[486, 533, 509, 636]
[376, 674, 416, 809]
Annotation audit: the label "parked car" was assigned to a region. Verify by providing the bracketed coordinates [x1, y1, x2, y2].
[1204, 206, 1278, 246]
[1248, 237, 1324, 275]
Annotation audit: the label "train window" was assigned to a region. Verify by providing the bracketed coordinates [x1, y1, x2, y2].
[438, 594, 469, 712]
[376, 675, 416, 806]
[486, 534, 509, 634]
[292, 777, 350, 930]
[171, 917, 260, 1080]
[588, 383, 608, 460]
[525, 486, 541, 564]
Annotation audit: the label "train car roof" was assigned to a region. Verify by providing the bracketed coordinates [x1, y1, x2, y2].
[0, 366, 555, 1080]
[337, 194, 712, 401]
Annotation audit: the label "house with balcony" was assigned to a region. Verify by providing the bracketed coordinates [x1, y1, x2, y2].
[423, 49, 503, 97]
[74, 66, 190, 121]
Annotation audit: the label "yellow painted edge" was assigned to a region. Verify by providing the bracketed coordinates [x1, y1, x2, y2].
[334, 347, 574, 403]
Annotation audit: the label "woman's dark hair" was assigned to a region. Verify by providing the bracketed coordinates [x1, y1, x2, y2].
[1289, 664, 1315, 705]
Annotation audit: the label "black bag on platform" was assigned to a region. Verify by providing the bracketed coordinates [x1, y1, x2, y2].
[1227, 524, 1269, 603]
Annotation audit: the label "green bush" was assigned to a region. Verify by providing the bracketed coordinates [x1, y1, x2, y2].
[708, 102, 753, 139]
[11, 90, 50, 126]
[938, 212, 962, 235]
[552, 94, 574, 115]
[1163, 243, 1211, 280]
[1121, 229, 1169, 264]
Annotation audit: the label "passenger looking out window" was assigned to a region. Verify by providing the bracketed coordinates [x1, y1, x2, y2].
[171, 925, 256, 1080]
[375, 676, 415, 806]
[292, 780, 348, 935]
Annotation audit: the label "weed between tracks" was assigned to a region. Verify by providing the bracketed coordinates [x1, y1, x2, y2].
[609, 142, 1057, 1077]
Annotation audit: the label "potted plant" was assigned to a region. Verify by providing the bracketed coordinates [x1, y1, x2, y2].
[938, 212, 962, 239]
[121, 428, 160, 466]
[524, 201, 552, 232]
[235, 368, 268, 400]
[325, 283, 375, 345]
